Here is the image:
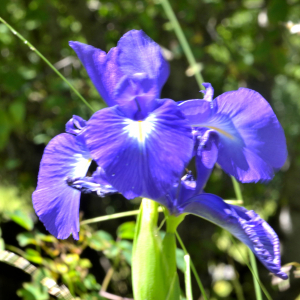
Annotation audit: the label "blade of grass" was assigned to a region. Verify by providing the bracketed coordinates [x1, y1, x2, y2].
[184, 254, 193, 300]
[175, 231, 208, 300]
[0, 17, 95, 112]
[159, 0, 204, 89]
[227, 255, 246, 300]
[229, 235, 272, 300]
[249, 250, 264, 300]
[231, 177, 264, 300]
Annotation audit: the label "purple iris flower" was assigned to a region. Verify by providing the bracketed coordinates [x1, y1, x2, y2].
[69, 30, 193, 200]
[32, 28, 288, 280]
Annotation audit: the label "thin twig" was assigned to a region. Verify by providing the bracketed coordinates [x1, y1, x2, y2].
[99, 290, 134, 300]
[175, 232, 208, 300]
[0, 17, 95, 112]
[100, 267, 115, 293]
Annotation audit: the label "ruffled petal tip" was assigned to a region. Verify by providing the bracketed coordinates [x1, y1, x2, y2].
[66, 115, 87, 135]
[181, 194, 288, 279]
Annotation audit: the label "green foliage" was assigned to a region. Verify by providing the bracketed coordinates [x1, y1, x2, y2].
[1, 0, 300, 298]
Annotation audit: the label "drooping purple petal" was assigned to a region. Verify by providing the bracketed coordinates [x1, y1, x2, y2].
[69, 30, 169, 107]
[84, 98, 193, 199]
[32, 133, 92, 240]
[181, 194, 288, 279]
[180, 87, 287, 183]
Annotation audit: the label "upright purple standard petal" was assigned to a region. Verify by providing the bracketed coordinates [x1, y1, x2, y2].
[69, 30, 169, 106]
[69, 42, 130, 107]
[84, 98, 193, 199]
[181, 194, 288, 279]
[117, 30, 169, 97]
[180, 86, 287, 182]
[32, 133, 92, 240]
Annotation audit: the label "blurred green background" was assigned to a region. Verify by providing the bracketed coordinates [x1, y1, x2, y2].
[1, 0, 300, 299]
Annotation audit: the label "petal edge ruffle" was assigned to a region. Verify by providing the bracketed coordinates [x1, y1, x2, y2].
[181, 193, 288, 279]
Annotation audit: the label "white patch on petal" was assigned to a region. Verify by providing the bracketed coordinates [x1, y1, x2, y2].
[71, 153, 92, 177]
[123, 115, 156, 144]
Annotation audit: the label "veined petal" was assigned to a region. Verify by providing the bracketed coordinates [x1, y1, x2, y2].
[117, 30, 169, 97]
[69, 41, 120, 106]
[180, 88, 287, 182]
[70, 30, 169, 106]
[181, 194, 288, 279]
[84, 99, 193, 199]
[32, 133, 92, 240]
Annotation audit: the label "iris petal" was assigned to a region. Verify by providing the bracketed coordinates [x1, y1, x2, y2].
[70, 30, 169, 106]
[181, 194, 288, 279]
[117, 30, 169, 97]
[194, 129, 219, 193]
[32, 133, 91, 240]
[84, 99, 193, 199]
[69, 41, 121, 106]
[180, 87, 287, 182]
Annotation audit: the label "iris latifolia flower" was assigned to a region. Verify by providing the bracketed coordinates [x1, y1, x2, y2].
[33, 30, 193, 239]
[33, 29, 288, 280]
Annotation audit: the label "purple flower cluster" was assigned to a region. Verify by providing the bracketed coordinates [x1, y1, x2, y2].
[32, 30, 287, 279]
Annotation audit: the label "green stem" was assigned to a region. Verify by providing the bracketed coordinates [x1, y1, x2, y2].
[80, 210, 140, 225]
[0, 17, 95, 112]
[231, 177, 264, 300]
[175, 232, 208, 300]
[229, 235, 272, 300]
[227, 255, 245, 300]
[231, 177, 244, 202]
[184, 254, 193, 300]
[249, 251, 263, 300]
[159, 0, 204, 89]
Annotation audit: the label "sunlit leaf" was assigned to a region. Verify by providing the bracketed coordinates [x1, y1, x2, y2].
[117, 221, 136, 240]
